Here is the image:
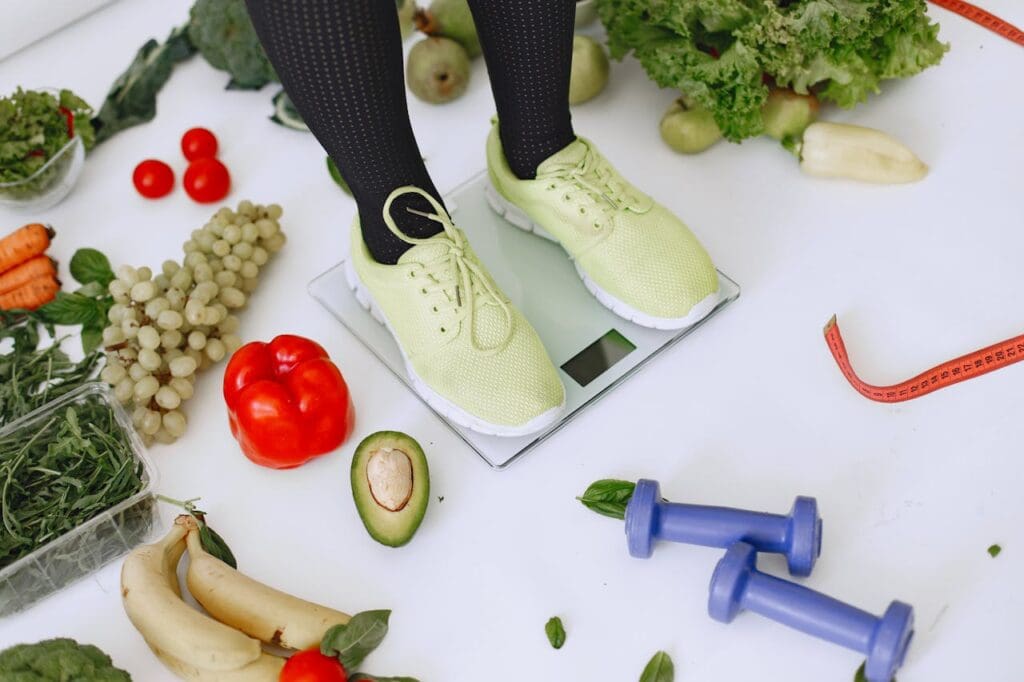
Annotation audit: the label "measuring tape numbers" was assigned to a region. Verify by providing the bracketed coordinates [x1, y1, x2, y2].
[824, 315, 1024, 402]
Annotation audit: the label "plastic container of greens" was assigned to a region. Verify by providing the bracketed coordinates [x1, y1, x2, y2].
[0, 382, 158, 616]
[0, 135, 85, 212]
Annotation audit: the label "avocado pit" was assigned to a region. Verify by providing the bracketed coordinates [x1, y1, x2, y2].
[366, 447, 414, 512]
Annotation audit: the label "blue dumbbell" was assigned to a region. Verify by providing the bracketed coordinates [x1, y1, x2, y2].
[625, 479, 822, 577]
[709, 542, 914, 682]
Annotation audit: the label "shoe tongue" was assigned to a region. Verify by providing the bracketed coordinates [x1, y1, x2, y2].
[537, 138, 589, 176]
[397, 232, 452, 266]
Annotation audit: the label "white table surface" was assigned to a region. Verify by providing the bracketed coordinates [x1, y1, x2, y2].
[1, 2, 1023, 680]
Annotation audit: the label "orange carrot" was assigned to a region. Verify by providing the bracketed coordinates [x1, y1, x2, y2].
[0, 255, 57, 296]
[0, 223, 54, 274]
[0, 274, 59, 311]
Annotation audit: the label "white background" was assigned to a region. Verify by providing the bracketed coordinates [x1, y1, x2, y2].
[1, 1, 1023, 680]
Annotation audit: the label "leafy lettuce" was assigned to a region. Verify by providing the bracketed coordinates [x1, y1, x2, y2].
[597, 0, 948, 141]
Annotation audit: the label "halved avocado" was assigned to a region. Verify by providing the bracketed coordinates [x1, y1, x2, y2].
[351, 431, 430, 547]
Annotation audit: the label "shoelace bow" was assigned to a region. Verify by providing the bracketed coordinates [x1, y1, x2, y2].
[537, 140, 643, 217]
[382, 186, 513, 353]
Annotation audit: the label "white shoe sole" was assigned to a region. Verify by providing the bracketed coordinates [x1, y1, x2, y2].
[344, 258, 565, 438]
[484, 181, 721, 331]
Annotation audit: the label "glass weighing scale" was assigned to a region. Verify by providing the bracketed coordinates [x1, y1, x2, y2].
[309, 172, 740, 469]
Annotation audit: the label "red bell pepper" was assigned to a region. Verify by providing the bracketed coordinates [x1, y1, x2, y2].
[223, 334, 355, 469]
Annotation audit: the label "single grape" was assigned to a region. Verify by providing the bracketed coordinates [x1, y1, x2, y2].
[163, 347, 184, 362]
[115, 346, 138, 363]
[184, 300, 205, 325]
[107, 303, 128, 324]
[102, 325, 126, 346]
[132, 405, 148, 427]
[162, 410, 188, 438]
[231, 241, 253, 260]
[160, 329, 184, 350]
[241, 222, 259, 243]
[136, 266, 153, 281]
[156, 310, 184, 331]
[144, 297, 171, 319]
[264, 232, 286, 253]
[138, 348, 162, 372]
[237, 199, 255, 216]
[162, 260, 180, 277]
[128, 362, 149, 382]
[183, 239, 199, 254]
[205, 338, 226, 362]
[101, 363, 127, 385]
[251, 246, 269, 266]
[215, 270, 237, 288]
[241, 277, 259, 293]
[141, 409, 162, 436]
[208, 258, 224, 274]
[219, 287, 246, 308]
[221, 333, 242, 354]
[169, 356, 198, 378]
[218, 315, 241, 334]
[137, 325, 161, 350]
[153, 274, 170, 291]
[222, 254, 242, 272]
[169, 377, 194, 401]
[116, 265, 139, 285]
[188, 330, 207, 350]
[108, 279, 130, 300]
[121, 317, 140, 339]
[155, 385, 182, 410]
[134, 375, 160, 401]
[255, 218, 277, 240]
[183, 252, 207, 269]
[212, 239, 231, 257]
[170, 268, 193, 291]
[114, 377, 135, 403]
[201, 306, 223, 326]
[266, 204, 283, 220]
[193, 281, 219, 304]
[239, 260, 258, 279]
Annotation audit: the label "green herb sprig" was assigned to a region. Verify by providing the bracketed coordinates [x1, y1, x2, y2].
[545, 616, 567, 649]
[577, 479, 637, 520]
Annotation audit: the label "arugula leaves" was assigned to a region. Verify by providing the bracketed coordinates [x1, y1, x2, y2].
[577, 479, 636, 520]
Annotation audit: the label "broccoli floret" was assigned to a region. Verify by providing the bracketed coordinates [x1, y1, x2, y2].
[188, 0, 277, 89]
[0, 638, 132, 681]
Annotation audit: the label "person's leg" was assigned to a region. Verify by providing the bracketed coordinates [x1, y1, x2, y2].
[467, 0, 577, 180]
[246, 0, 442, 265]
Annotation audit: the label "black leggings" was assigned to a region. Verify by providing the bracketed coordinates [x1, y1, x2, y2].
[246, 0, 576, 264]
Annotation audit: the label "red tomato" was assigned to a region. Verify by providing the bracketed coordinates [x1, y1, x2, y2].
[183, 157, 231, 203]
[279, 649, 348, 682]
[132, 159, 175, 199]
[181, 127, 219, 161]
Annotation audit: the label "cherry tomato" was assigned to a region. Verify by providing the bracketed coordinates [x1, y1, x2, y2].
[181, 127, 219, 161]
[132, 159, 175, 199]
[183, 157, 231, 203]
[279, 649, 348, 682]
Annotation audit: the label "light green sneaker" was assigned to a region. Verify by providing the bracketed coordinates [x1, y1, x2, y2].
[345, 186, 565, 436]
[485, 124, 720, 329]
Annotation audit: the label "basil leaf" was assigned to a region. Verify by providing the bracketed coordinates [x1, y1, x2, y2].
[199, 524, 238, 569]
[988, 544, 1002, 558]
[70, 248, 115, 287]
[577, 479, 636, 520]
[545, 616, 566, 649]
[326, 157, 352, 196]
[350, 675, 420, 682]
[75, 282, 106, 298]
[38, 292, 101, 327]
[80, 324, 103, 355]
[639, 651, 673, 682]
[320, 610, 391, 670]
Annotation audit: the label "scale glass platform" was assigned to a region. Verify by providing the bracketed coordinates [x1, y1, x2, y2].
[309, 172, 739, 469]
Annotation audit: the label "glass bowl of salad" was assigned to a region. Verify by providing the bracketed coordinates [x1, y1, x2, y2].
[0, 87, 93, 212]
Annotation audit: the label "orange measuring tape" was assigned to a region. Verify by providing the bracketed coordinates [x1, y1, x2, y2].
[928, 0, 1024, 47]
[824, 316, 1024, 402]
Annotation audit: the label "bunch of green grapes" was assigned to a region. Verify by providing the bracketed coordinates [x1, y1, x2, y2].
[99, 200, 286, 445]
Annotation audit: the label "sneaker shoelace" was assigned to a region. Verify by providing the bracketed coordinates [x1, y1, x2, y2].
[382, 186, 513, 353]
[536, 140, 644, 225]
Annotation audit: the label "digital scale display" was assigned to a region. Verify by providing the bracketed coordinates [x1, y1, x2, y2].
[561, 329, 637, 387]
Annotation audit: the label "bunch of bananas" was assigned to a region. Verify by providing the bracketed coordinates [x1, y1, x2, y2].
[121, 516, 350, 680]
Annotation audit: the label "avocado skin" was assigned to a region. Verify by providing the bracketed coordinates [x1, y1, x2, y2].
[351, 431, 430, 547]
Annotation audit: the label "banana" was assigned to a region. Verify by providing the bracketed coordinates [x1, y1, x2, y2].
[185, 527, 351, 649]
[121, 515, 263, 672]
[149, 644, 285, 682]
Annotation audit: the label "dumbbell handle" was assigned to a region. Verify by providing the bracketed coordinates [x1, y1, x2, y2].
[657, 503, 791, 552]
[741, 569, 879, 653]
